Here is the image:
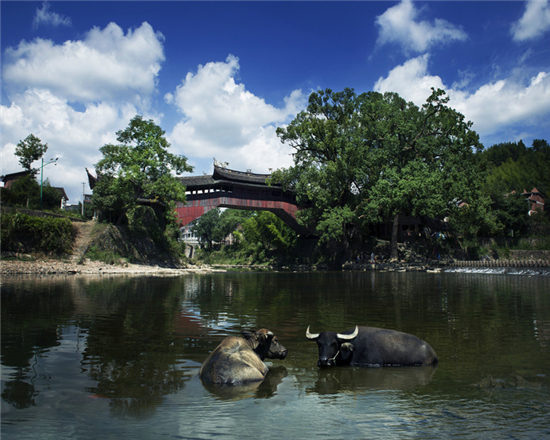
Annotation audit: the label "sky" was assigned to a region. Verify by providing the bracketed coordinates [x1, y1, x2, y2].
[1, 1, 550, 204]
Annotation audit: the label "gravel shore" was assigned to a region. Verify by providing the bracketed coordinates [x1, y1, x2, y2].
[0, 257, 223, 276]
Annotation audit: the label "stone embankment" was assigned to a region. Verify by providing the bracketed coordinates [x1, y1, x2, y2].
[451, 259, 549, 268]
[343, 258, 550, 272]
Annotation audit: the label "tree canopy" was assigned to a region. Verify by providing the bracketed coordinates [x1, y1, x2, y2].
[275, 88, 489, 258]
[481, 139, 550, 197]
[92, 115, 193, 226]
[15, 134, 48, 175]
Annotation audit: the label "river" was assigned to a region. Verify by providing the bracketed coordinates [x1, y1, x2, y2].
[1, 271, 549, 439]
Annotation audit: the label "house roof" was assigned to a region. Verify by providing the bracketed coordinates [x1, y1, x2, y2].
[53, 187, 69, 201]
[1, 170, 32, 182]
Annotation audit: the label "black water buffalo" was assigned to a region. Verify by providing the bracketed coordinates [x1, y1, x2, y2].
[306, 325, 437, 367]
[199, 328, 288, 385]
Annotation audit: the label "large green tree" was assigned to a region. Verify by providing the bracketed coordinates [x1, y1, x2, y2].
[15, 134, 48, 175]
[276, 88, 489, 259]
[92, 115, 193, 228]
[192, 208, 223, 249]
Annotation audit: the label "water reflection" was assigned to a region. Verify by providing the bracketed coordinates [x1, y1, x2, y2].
[202, 365, 288, 401]
[1, 275, 196, 417]
[308, 366, 437, 395]
[2, 272, 550, 440]
[1, 277, 76, 410]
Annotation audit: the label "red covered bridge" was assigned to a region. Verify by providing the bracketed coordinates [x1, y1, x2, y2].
[176, 164, 310, 235]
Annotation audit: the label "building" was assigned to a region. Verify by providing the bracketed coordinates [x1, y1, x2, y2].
[52, 187, 69, 209]
[1, 170, 32, 189]
[522, 187, 545, 216]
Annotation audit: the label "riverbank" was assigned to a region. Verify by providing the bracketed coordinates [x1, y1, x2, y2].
[0, 257, 223, 276]
[2, 255, 549, 276]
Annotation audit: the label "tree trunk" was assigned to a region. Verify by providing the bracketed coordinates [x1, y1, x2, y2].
[390, 213, 399, 261]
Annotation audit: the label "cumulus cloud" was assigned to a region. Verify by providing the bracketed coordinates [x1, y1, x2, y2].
[3, 22, 164, 105]
[512, 0, 550, 41]
[375, 0, 467, 53]
[167, 55, 306, 173]
[374, 55, 550, 137]
[33, 2, 71, 29]
[1, 22, 164, 202]
[0, 88, 139, 194]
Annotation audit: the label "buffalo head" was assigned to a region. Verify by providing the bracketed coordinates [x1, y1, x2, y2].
[242, 328, 288, 361]
[306, 326, 359, 367]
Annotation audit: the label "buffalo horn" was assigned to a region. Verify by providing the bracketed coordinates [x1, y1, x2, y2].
[305, 326, 320, 340]
[337, 325, 359, 340]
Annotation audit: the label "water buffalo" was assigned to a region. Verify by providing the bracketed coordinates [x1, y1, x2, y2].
[306, 325, 437, 367]
[199, 328, 288, 385]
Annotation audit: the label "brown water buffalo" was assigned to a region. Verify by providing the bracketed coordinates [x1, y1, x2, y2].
[306, 325, 437, 367]
[199, 328, 288, 385]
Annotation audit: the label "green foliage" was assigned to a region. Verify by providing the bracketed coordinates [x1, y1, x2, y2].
[1, 213, 75, 255]
[1, 175, 40, 207]
[241, 211, 297, 258]
[482, 139, 550, 197]
[275, 88, 487, 258]
[191, 208, 222, 249]
[192, 208, 255, 250]
[1, 176, 65, 211]
[491, 191, 529, 238]
[15, 134, 48, 174]
[127, 205, 163, 242]
[480, 139, 550, 242]
[92, 115, 193, 226]
[190, 208, 299, 264]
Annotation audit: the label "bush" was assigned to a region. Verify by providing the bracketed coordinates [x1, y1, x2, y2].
[1, 212, 75, 255]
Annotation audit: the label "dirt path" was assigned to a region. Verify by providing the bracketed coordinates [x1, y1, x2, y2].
[70, 220, 97, 262]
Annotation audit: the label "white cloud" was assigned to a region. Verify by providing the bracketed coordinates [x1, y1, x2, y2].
[374, 55, 550, 137]
[512, 0, 550, 41]
[3, 22, 164, 105]
[33, 2, 71, 29]
[373, 55, 445, 104]
[1, 22, 165, 202]
[167, 55, 305, 173]
[375, 0, 467, 53]
[0, 88, 138, 197]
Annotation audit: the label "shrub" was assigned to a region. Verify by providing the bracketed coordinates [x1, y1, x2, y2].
[1, 212, 75, 255]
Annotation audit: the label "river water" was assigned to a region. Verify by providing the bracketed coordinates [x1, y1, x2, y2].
[1, 271, 549, 439]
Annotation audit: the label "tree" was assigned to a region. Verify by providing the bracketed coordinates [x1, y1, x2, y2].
[192, 208, 223, 249]
[92, 115, 193, 228]
[15, 134, 48, 175]
[241, 211, 297, 260]
[276, 88, 488, 260]
[192, 209, 255, 250]
[482, 139, 550, 197]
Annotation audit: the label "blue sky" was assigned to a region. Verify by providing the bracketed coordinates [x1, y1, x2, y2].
[2, 1, 550, 203]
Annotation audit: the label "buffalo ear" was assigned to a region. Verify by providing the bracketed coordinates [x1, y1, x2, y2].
[258, 329, 274, 342]
[241, 329, 255, 339]
[241, 330, 260, 349]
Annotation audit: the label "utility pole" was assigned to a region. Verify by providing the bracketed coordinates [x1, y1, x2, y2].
[40, 156, 58, 209]
[82, 182, 86, 217]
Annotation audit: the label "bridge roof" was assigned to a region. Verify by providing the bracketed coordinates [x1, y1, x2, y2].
[179, 164, 282, 190]
[212, 164, 271, 185]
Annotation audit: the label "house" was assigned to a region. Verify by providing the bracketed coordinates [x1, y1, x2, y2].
[1, 170, 69, 209]
[1, 170, 32, 189]
[53, 187, 69, 209]
[522, 187, 545, 216]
